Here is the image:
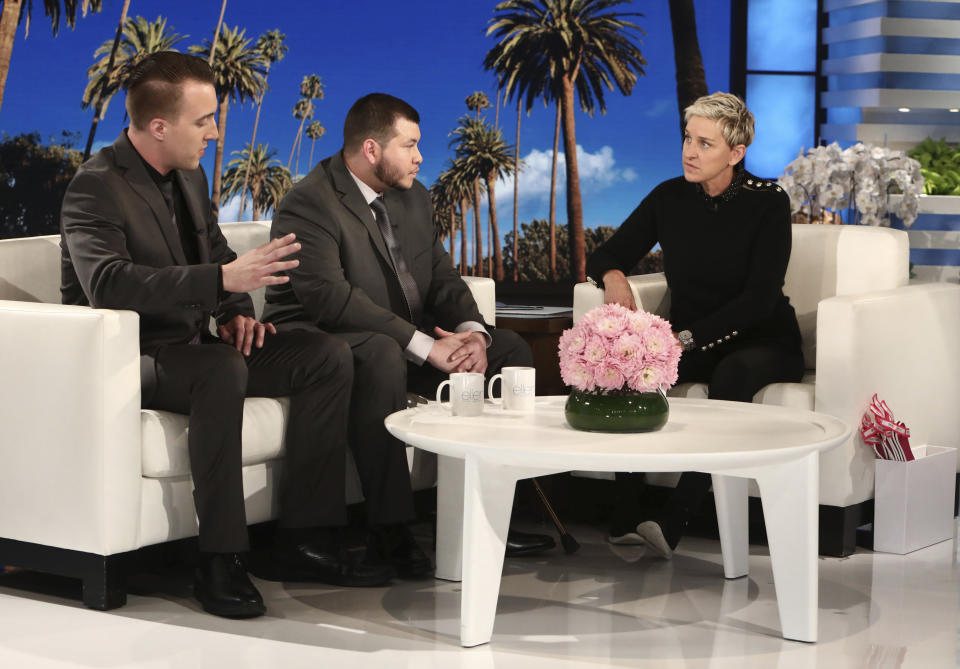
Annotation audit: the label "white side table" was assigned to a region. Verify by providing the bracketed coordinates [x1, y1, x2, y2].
[386, 396, 849, 647]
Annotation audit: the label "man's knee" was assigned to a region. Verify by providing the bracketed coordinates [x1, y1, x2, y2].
[206, 345, 248, 390]
[355, 334, 405, 380]
[296, 332, 354, 386]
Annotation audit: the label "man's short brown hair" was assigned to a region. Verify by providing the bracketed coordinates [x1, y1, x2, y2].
[124, 51, 215, 130]
[343, 93, 420, 153]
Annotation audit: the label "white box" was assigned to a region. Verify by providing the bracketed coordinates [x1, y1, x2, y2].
[873, 445, 957, 554]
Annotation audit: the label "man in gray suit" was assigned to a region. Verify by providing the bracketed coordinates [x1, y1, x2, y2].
[265, 93, 554, 564]
[60, 53, 391, 619]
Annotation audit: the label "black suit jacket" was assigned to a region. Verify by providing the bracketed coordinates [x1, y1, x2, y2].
[60, 132, 252, 395]
[263, 151, 484, 347]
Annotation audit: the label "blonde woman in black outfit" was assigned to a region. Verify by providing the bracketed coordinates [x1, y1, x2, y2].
[587, 92, 804, 558]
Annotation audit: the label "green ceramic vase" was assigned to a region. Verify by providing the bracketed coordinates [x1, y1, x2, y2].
[564, 389, 669, 433]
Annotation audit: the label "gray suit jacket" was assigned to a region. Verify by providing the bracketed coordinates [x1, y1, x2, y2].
[60, 132, 252, 394]
[263, 151, 484, 347]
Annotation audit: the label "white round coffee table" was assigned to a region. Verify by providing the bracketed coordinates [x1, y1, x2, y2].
[385, 396, 849, 647]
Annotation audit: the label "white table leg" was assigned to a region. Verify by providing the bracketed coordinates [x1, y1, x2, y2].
[712, 474, 749, 579]
[754, 452, 819, 642]
[460, 456, 518, 647]
[435, 454, 464, 582]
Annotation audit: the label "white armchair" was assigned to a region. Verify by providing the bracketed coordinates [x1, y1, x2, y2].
[573, 224, 960, 555]
[0, 222, 496, 609]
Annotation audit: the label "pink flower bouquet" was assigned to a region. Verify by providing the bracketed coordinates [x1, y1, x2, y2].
[558, 303, 682, 395]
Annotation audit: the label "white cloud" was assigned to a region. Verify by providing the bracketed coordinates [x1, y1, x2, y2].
[484, 144, 637, 212]
[643, 97, 674, 119]
[218, 194, 257, 223]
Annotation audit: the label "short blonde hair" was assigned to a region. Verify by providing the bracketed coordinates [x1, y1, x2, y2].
[684, 92, 754, 148]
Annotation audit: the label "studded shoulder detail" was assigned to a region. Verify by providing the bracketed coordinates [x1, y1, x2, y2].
[743, 175, 784, 194]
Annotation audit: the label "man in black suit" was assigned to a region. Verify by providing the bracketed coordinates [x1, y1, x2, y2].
[60, 52, 391, 619]
[264, 93, 554, 560]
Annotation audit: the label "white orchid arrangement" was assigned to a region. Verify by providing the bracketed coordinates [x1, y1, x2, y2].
[777, 142, 924, 227]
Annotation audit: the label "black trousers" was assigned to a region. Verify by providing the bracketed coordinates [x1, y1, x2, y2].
[342, 327, 533, 526]
[144, 330, 353, 553]
[617, 341, 805, 546]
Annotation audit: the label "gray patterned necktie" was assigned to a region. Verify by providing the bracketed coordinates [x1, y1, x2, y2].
[370, 196, 423, 324]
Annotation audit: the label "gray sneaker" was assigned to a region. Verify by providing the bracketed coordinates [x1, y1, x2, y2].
[607, 529, 644, 545]
[636, 520, 673, 559]
[607, 518, 644, 545]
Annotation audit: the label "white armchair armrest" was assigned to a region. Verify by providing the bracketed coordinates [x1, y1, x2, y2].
[573, 273, 670, 322]
[0, 301, 143, 554]
[815, 282, 960, 506]
[462, 276, 496, 326]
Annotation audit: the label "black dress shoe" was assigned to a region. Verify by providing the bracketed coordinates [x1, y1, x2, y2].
[368, 524, 433, 579]
[194, 553, 266, 618]
[505, 530, 556, 557]
[271, 539, 393, 587]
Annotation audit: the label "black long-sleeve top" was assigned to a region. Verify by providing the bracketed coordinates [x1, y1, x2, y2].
[587, 171, 802, 354]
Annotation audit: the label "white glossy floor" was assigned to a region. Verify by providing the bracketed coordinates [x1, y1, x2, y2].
[0, 521, 957, 669]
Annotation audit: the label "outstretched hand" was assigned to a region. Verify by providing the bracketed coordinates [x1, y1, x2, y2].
[427, 327, 488, 374]
[222, 233, 300, 294]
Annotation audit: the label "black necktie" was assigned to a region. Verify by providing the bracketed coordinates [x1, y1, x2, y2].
[370, 197, 423, 324]
[159, 177, 201, 344]
[157, 178, 177, 225]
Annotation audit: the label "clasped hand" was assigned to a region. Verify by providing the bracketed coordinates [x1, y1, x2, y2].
[218, 314, 275, 356]
[427, 327, 487, 374]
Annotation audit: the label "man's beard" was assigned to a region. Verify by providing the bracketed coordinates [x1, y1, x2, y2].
[374, 158, 411, 191]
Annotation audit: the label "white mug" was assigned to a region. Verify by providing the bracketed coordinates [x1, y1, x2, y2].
[487, 366, 536, 411]
[436, 372, 485, 416]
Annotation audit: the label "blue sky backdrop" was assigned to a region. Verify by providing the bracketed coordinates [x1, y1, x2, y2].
[1, 0, 731, 232]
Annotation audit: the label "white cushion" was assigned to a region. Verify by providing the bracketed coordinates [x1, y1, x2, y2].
[141, 397, 290, 478]
[667, 382, 708, 399]
[0, 235, 63, 304]
[752, 380, 815, 411]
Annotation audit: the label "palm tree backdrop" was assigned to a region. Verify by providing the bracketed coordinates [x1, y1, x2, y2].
[305, 120, 324, 170]
[449, 122, 489, 277]
[80, 0, 129, 160]
[220, 142, 291, 221]
[189, 25, 266, 212]
[484, 28, 560, 282]
[503, 218, 616, 281]
[81, 15, 185, 156]
[441, 159, 473, 274]
[287, 97, 311, 172]
[239, 28, 287, 219]
[207, 0, 226, 65]
[287, 73, 323, 173]
[465, 90, 491, 120]
[485, 0, 646, 282]
[510, 95, 521, 281]
[430, 176, 458, 265]
[0, 0, 103, 115]
[668, 0, 707, 134]
[452, 115, 516, 281]
[252, 154, 292, 217]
